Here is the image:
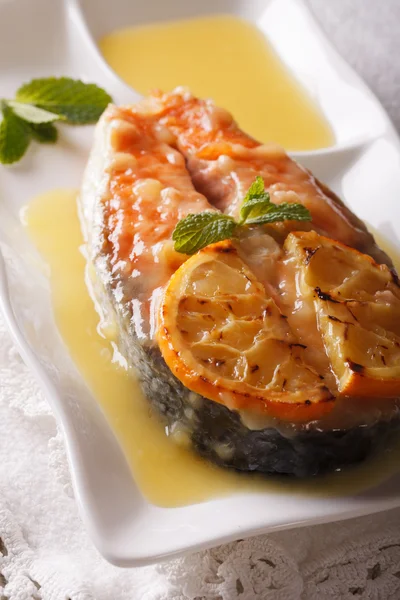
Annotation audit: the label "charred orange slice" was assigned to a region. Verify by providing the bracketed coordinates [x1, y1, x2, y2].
[157, 241, 333, 422]
[285, 231, 400, 397]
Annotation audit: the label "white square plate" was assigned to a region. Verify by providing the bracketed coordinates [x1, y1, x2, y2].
[1, 0, 400, 567]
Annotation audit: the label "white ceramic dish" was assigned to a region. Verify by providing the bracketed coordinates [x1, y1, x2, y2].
[1, 0, 400, 567]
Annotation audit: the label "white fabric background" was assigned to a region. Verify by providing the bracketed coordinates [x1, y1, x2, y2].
[307, 0, 400, 131]
[1, 1, 400, 598]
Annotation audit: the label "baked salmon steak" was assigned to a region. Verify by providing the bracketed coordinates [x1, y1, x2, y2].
[79, 90, 400, 477]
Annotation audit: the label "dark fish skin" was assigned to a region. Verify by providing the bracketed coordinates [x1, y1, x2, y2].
[80, 97, 400, 478]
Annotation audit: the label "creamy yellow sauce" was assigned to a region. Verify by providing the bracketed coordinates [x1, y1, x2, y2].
[23, 189, 400, 507]
[374, 232, 400, 273]
[99, 14, 334, 151]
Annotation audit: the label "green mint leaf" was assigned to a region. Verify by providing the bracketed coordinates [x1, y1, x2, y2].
[240, 176, 312, 225]
[0, 107, 31, 164]
[29, 122, 58, 144]
[239, 176, 272, 223]
[16, 77, 112, 124]
[173, 212, 237, 254]
[243, 175, 265, 201]
[240, 193, 272, 223]
[246, 202, 312, 225]
[7, 100, 62, 124]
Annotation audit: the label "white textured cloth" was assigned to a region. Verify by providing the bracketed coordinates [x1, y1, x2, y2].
[2, 1, 400, 599]
[307, 0, 400, 132]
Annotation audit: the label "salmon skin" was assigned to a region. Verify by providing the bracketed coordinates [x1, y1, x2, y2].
[79, 91, 399, 477]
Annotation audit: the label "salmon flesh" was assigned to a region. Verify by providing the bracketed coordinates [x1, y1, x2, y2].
[79, 90, 399, 476]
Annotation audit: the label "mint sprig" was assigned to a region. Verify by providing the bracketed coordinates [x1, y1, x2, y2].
[7, 101, 62, 124]
[173, 212, 236, 254]
[28, 122, 58, 144]
[16, 78, 112, 124]
[172, 176, 312, 254]
[0, 77, 112, 164]
[0, 105, 31, 165]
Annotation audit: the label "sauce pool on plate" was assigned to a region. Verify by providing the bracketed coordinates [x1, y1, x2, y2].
[99, 14, 334, 151]
[22, 189, 400, 507]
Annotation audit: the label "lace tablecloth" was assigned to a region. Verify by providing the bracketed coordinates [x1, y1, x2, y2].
[1, 1, 400, 598]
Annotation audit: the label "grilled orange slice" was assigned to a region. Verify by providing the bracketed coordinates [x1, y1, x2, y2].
[284, 231, 400, 397]
[157, 241, 333, 422]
